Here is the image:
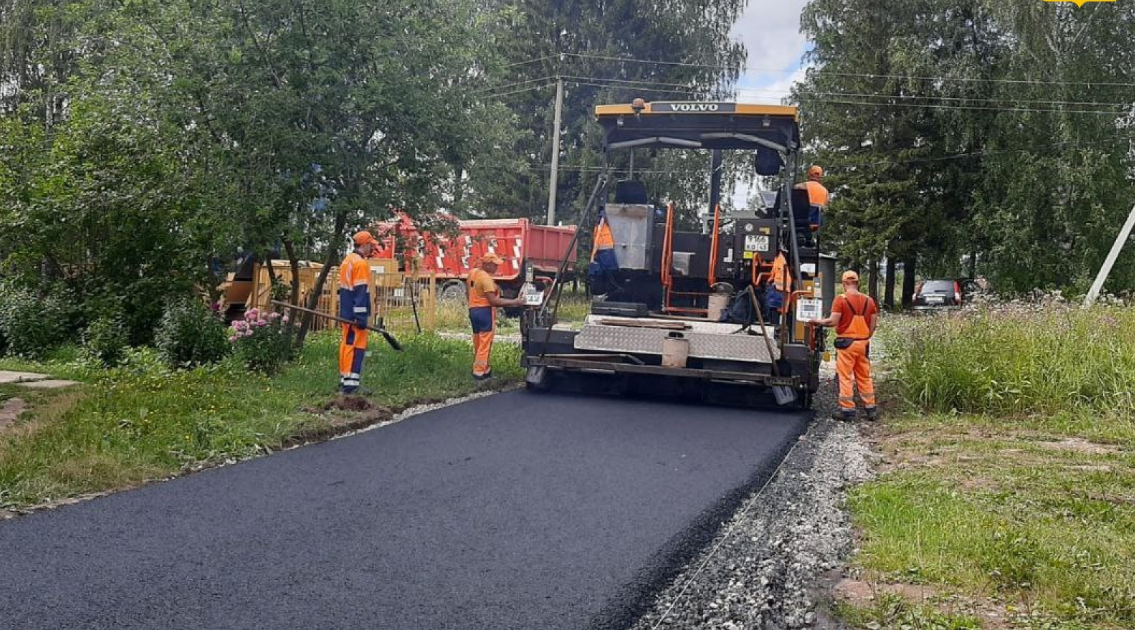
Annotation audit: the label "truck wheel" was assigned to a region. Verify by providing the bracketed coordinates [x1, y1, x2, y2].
[440, 280, 465, 302]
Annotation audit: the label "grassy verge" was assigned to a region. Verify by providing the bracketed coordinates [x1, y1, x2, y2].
[841, 307, 1135, 630]
[0, 332, 522, 511]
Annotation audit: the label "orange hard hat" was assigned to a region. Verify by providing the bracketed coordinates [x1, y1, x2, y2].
[841, 270, 859, 283]
[808, 165, 824, 179]
[480, 252, 504, 265]
[353, 231, 378, 247]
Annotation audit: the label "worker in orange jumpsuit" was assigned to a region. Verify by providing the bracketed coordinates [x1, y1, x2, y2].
[766, 246, 793, 326]
[468, 252, 526, 381]
[338, 231, 378, 394]
[809, 271, 879, 421]
[794, 165, 829, 235]
[588, 208, 619, 295]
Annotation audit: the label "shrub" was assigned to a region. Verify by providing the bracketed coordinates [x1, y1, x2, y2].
[0, 285, 75, 359]
[228, 308, 295, 374]
[82, 313, 131, 367]
[155, 300, 230, 368]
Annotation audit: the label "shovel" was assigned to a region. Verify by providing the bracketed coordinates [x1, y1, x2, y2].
[271, 301, 404, 351]
[746, 287, 797, 406]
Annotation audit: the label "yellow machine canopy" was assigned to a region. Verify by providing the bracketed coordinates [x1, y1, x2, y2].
[594, 101, 801, 155]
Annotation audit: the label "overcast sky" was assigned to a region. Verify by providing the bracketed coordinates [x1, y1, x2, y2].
[729, 0, 811, 103]
[727, 0, 811, 207]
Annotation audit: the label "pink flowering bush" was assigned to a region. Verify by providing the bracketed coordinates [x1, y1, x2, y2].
[228, 308, 295, 374]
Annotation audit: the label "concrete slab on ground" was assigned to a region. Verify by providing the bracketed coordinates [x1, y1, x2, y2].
[17, 379, 79, 390]
[0, 370, 50, 384]
[0, 397, 27, 430]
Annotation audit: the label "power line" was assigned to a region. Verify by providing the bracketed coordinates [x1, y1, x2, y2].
[562, 51, 743, 73]
[816, 97, 1129, 116]
[814, 69, 1135, 89]
[738, 87, 1131, 110]
[561, 77, 1131, 115]
[505, 56, 554, 68]
[475, 75, 557, 95]
[561, 74, 714, 92]
[563, 51, 1135, 89]
[484, 83, 557, 99]
[566, 79, 714, 99]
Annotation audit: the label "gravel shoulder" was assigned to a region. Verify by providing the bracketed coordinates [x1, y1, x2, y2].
[627, 373, 875, 630]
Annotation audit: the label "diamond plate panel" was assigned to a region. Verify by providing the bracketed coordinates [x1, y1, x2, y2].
[575, 324, 778, 362]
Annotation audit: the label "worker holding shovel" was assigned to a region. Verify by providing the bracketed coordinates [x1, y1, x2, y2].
[468, 253, 527, 381]
[338, 231, 379, 394]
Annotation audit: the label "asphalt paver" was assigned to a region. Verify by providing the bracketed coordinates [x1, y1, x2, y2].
[0, 391, 810, 630]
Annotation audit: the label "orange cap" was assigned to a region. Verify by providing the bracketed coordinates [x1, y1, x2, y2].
[353, 231, 378, 247]
[841, 270, 859, 283]
[480, 252, 504, 265]
[808, 165, 824, 179]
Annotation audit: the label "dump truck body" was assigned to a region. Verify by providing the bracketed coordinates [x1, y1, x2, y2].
[373, 215, 577, 299]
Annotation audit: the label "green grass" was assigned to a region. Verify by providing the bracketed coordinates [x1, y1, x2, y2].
[890, 306, 1135, 418]
[0, 332, 521, 510]
[835, 593, 982, 630]
[841, 309, 1135, 630]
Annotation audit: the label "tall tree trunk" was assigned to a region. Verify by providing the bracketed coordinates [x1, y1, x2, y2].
[868, 258, 880, 301]
[884, 256, 896, 310]
[265, 251, 280, 298]
[902, 254, 917, 310]
[969, 249, 977, 279]
[296, 209, 348, 348]
[282, 236, 302, 306]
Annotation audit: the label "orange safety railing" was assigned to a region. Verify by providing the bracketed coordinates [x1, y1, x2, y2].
[661, 202, 675, 288]
[707, 203, 721, 287]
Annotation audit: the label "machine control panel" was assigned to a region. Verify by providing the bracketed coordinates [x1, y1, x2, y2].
[733, 219, 778, 262]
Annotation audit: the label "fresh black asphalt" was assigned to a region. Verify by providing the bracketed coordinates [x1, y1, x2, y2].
[0, 390, 810, 630]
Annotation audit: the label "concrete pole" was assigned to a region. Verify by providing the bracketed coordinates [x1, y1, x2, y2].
[1084, 202, 1135, 307]
[546, 77, 564, 226]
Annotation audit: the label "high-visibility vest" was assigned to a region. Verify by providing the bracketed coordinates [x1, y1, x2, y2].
[338, 252, 371, 323]
[834, 293, 875, 339]
[803, 181, 829, 207]
[591, 219, 615, 260]
[770, 253, 793, 293]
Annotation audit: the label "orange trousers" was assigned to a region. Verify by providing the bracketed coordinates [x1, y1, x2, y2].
[339, 324, 368, 393]
[469, 306, 495, 377]
[472, 329, 495, 377]
[836, 339, 876, 412]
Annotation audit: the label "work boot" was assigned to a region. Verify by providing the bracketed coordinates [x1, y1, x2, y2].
[865, 407, 879, 422]
[472, 371, 494, 382]
[831, 410, 856, 422]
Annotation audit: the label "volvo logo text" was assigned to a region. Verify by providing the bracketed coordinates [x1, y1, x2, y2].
[665, 103, 721, 113]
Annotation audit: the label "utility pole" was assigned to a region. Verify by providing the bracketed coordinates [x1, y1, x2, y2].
[1084, 202, 1135, 307]
[546, 77, 564, 226]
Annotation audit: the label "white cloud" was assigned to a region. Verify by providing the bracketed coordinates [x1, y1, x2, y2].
[737, 66, 808, 104]
[726, 0, 812, 205]
[729, 0, 811, 102]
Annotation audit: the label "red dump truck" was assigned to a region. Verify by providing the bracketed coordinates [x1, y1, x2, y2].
[372, 214, 578, 300]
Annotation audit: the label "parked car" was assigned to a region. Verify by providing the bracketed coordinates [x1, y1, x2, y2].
[912, 278, 965, 310]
